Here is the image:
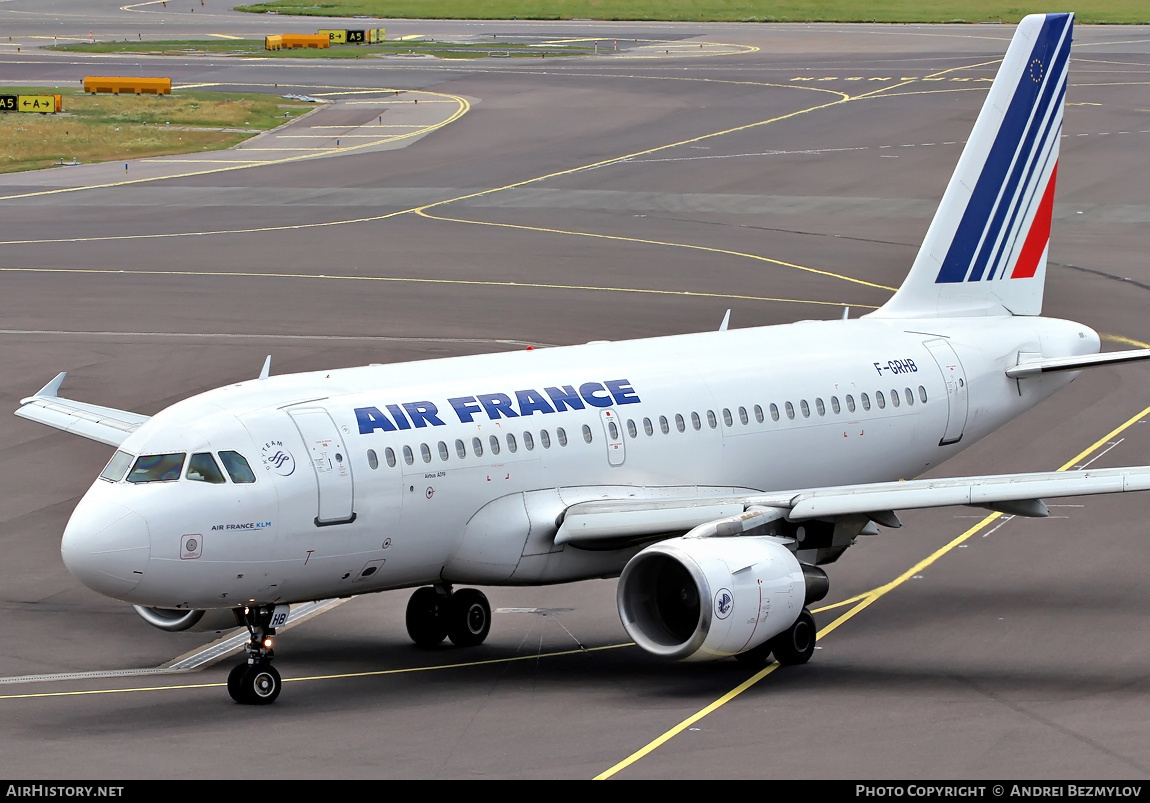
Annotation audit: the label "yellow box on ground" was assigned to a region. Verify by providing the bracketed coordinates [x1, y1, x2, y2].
[368, 28, 386, 43]
[318, 29, 347, 44]
[281, 34, 328, 49]
[265, 35, 282, 50]
[83, 76, 171, 95]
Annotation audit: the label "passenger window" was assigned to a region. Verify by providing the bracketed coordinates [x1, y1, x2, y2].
[831, 396, 840, 414]
[541, 430, 551, 448]
[558, 427, 568, 446]
[919, 385, 928, 403]
[438, 441, 449, 461]
[800, 400, 810, 418]
[367, 450, 379, 471]
[644, 417, 654, 436]
[489, 435, 501, 455]
[723, 408, 733, 427]
[421, 443, 432, 463]
[707, 410, 717, 429]
[876, 391, 886, 409]
[785, 402, 795, 420]
[739, 407, 749, 425]
[456, 439, 466, 459]
[659, 416, 669, 435]
[506, 434, 517, 453]
[626, 419, 637, 439]
[218, 451, 255, 484]
[675, 414, 685, 433]
[815, 398, 825, 416]
[127, 453, 186, 483]
[861, 393, 871, 411]
[523, 431, 534, 451]
[846, 395, 856, 413]
[904, 388, 914, 406]
[770, 403, 780, 422]
[691, 412, 702, 431]
[582, 424, 593, 443]
[187, 452, 226, 484]
[403, 445, 414, 465]
[472, 437, 484, 457]
[100, 450, 134, 482]
[385, 447, 397, 468]
[754, 405, 764, 424]
[891, 389, 900, 408]
[608, 420, 620, 440]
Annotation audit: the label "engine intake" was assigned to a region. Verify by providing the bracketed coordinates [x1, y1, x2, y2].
[617, 536, 807, 661]
[133, 605, 241, 632]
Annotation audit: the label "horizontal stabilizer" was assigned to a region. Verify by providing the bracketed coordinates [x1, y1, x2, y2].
[16, 373, 149, 447]
[1006, 348, 1150, 378]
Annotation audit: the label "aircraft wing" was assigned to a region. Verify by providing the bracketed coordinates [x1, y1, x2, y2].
[15, 373, 149, 447]
[771, 466, 1150, 521]
[554, 466, 1150, 545]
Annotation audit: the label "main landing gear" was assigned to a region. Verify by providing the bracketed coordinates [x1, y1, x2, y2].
[405, 585, 491, 648]
[228, 605, 283, 705]
[735, 608, 817, 668]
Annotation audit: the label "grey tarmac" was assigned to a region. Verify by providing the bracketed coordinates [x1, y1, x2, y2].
[1, 0, 1149, 780]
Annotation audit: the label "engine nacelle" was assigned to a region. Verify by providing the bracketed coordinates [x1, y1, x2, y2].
[617, 536, 806, 661]
[133, 605, 241, 632]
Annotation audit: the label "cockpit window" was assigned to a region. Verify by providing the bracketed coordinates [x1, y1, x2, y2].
[100, 450, 134, 483]
[126, 453, 186, 483]
[187, 453, 226, 484]
[219, 451, 256, 484]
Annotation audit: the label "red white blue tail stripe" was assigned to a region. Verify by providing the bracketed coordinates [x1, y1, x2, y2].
[935, 13, 1071, 285]
[874, 13, 1072, 319]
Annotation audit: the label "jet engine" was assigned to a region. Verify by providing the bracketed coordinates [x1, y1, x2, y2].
[133, 605, 242, 632]
[617, 536, 816, 661]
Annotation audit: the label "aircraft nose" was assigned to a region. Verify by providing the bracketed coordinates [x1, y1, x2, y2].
[61, 496, 150, 599]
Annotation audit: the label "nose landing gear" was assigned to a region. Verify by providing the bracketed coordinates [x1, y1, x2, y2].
[405, 585, 491, 648]
[228, 604, 285, 705]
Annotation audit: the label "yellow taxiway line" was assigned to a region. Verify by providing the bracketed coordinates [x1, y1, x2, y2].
[593, 403, 1150, 779]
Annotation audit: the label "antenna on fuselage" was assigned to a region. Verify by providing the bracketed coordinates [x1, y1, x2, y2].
[258, 355, 271, 380]
[718, 309, 731, 331]
[842, 307, 850, 320]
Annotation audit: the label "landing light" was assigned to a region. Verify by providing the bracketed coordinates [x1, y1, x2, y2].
[263, 638, 273, 649]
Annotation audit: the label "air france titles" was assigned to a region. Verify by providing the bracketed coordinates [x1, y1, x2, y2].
[354, 380, 640, 435]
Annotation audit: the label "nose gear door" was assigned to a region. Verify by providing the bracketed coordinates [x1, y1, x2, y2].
[289, 407, 356, 525]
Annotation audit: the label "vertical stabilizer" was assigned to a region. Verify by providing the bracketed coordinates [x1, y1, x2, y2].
[872, 13, 1072, 319]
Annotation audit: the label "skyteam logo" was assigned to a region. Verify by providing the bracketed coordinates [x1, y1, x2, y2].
[933, 12, 1071, 286]
[714, 588, 733, 620]
[261, 440, 296, 477]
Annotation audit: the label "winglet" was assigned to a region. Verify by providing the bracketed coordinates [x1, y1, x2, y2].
[22, 372, 67, 405]
[259, 355, 271, 381]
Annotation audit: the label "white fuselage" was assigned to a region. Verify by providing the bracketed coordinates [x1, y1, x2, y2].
[61, 313, 1098, 610]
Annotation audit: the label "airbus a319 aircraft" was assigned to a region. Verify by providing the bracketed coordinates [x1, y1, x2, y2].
[18, 12, 1150, 705]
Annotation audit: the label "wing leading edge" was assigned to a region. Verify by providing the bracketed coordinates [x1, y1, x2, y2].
[15, 372, 149, 447]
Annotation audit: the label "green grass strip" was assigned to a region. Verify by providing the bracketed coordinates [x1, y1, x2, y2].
[233, 1, 1150, 24]
[0, 88, 314, 173]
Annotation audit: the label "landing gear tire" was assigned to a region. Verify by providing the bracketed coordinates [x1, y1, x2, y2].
[447, 588, 491, 648]
[770, 608, 817, 666]
[228, 662, 281, 705]
[406, 586, 448, 647]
